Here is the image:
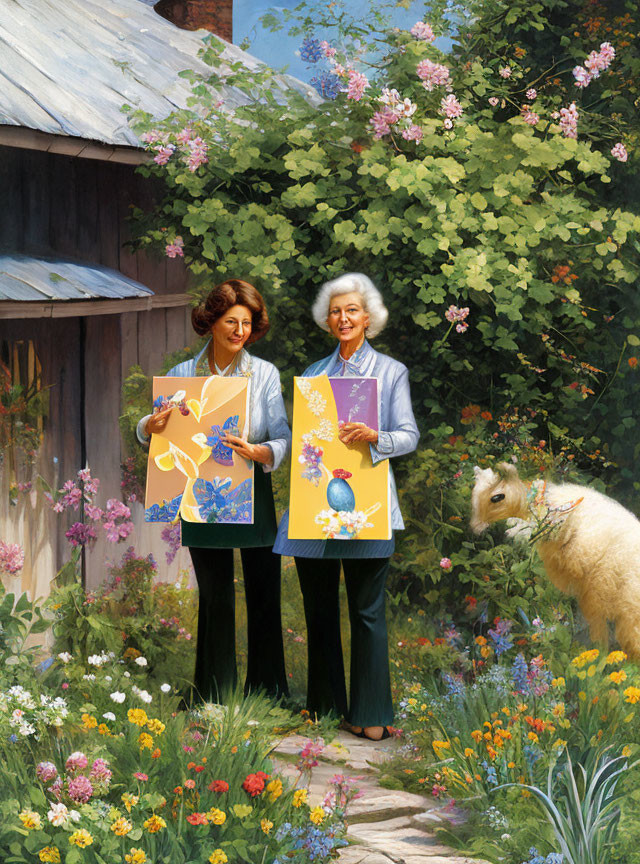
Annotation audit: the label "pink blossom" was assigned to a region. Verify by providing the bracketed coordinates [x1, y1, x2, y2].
[416, 59, 450, 91]
[154, 145, 175, 166]
[297, 738, 325, 773]
[521, 106, 539, 126]
[445, 305, 469, 323]
[526, 88, 537, 100]
[50, 777, 63, 800]
[402, 124, 423, 142]
[140, 130, 161, 145]
[572, 65, 592, 88]
[370, 108, 398, 139]
[346, 69, 368, 101]
[68, 775, 93, 804]
[165, 236, 184, 258]
[133, 772, 148, 782]
[585, 41, 615, 76]
[598, 41, 616, 66]
[319, 40, 336, 59]
[440, 94, 463, 119]
[456, 322, 469, 333]
[558, 102, 578, 139]
[84, 504, 104, 522]
[36, 762, 58, 783]
[65, 522, 97, 548]
[443, 118, 453, 130]
[89, 759, 112, 787]
[332, 63, 346, 77]
[66, 752, 88, 773]
[410, 21, 435, 42]
[499, 66, 512, 79]
[176, 127, 192, 146]
[488, 97, 499, 107]
[440, 557, 452, 570]
[186, 137, 208, 172]
[0, 541, 24, 575]
[611, 142, 628, 162]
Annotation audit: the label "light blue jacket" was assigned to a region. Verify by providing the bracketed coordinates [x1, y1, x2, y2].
[273, 339, 419, 557]
[136, 341, 291, 474]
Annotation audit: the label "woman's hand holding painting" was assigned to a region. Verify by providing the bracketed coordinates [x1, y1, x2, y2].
[145, 406, 173, 435]
[223, 433, 274, 466]
[338, 421, 379, 445]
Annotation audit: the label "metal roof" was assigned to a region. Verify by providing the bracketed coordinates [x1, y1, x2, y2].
[0, 255, 155, 301]
[0, 0, 318, 149]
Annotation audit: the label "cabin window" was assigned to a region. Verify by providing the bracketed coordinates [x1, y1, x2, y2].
[0, 339, 45, 455]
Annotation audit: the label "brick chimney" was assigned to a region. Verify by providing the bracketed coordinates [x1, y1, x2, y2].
[154, 0, 233, 42]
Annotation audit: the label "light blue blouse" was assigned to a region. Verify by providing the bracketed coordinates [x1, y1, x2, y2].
[136, 341, 291, 474]
[273, 340, 419, 559]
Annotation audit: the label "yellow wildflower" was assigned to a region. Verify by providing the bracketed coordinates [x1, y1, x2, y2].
[111, 817, 133, 837]
[501, 707, 511, 717]
[207, 808, 226, 826]
[81, 713, 97, 730]
[553, 739, 567, 750]
[571, 649, 599, 668]
[528, 732, 539, 743]
[138, 732, 154, 750]
[122, 793, 139, 812]
[146, 718, 166, 735]
[125, 850, 147, 864]
[69, 829, 93, 848]
[98, 723, 111, 736]
[38, 849, 61, 864]
[19, 810, 41, 830]
[507, 762, 515, 769]
[432, 740, 451, 754]
[309, 806, 326, 825]
[552, 677, 566, 688]
[552, 703, 565, 717]
[232, 804, 253, 819]
[606, 651, 628, 665]
[624, 686, 640, 704]
[261, 818, 273, 834]
[267, 778, 283, 801]
[609, 670, 627, 684]
[578, 691, 586, 701]
[208, 852, 228, 864]
[293, 788, 308, 808]
[464, 748, 475, 758]
[622, 746, 632, 757]
[143, 815, 166, 833]
[127, 708, 148, 727]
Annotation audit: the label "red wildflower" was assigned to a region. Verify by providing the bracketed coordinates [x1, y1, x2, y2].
[350, 142, 364, 153]
[133, 772, 148, 782]
[416, 637, 431, 646]
[332, 469, 352, 479]
[629, 357, 638, 369]
[184, 779, 195, 789]
[242, 771, 270, 797]
[464, 595, 477, 611]
[194, 765, 205, 773]
[186, 812, 208, 826]
[208, 780, 229, 794]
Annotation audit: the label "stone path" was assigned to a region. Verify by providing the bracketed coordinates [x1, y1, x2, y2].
[274, 732, 490, 864]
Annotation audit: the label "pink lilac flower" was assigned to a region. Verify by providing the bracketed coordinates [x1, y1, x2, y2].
[165, 236, 184, 258]
[176, 127, 192, 146]
[319, 40, 336, 59]
[346, 69, 368, 101]
[499, 66, 512, 78]
[89, 759, 112, 788]
[526, 88, 537, 100]
[65, 522, 97, 548]
[186, 137, 208, 172]
[0, 541, 24, 575]
[416, 59, 450, 91]
[60, 485, 82, 510]
[521, 106, 539, 126]
[572, 65, 592, 88]
[66, 752, 88, 773]
[103, 499, 133, 544]
[140, 130, 161, 145]
[36, 762, 58, 783]
[84, 504, 104, 522]
[559, 103, 578, 139]
[440, 94, 463, 119]
[67, 775, 93, 803]
[410, 21, 435, 42]
[154, 145, 175, 166]
[445, 305, 469, 323]
[440, 557, 452, 570]
[297, 738, 325, 773]
[585, 41, 615, 76]
[370, 108, 398, 139]
[402, 125, 423, 142]
[611, 142, 628, 162]
[488, 96, 499, 107]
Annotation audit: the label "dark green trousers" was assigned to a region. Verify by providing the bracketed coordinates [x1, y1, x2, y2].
[189, 546, 288, 703]
[295, 556, 393, 727]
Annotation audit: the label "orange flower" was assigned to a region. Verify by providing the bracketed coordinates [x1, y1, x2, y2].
[480, 411, 492, 421]
[629, 357, 638, 369]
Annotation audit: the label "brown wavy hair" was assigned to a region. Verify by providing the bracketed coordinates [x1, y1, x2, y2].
[191, 280, 270, 345]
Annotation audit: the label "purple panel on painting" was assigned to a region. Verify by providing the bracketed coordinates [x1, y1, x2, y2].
[329, 377, 378, 431]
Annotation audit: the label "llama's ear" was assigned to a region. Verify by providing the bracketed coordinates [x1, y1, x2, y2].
[473, 465, 482, 477]
[497, 461, 519, 479]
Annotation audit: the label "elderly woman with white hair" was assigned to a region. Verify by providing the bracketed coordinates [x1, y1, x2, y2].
[273, 273, 419, 740]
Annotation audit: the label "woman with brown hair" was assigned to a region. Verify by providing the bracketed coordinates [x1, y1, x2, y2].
[138, 279, 291, 702]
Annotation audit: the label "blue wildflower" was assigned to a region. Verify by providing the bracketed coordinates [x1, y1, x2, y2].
[310, 71, 342, 100]
[523, 744, 541, 774]
[511, 653, 529, 693]
[480, 759, 498, 786]
[300, 36, 323, 63]
[442, 672, 465, 700]
[488, 618, 514, 657]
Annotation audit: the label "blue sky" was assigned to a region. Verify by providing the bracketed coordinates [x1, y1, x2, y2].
[233, 0, 452, 82]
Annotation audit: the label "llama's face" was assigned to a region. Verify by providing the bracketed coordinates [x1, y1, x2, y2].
[470, 464, 526, 533]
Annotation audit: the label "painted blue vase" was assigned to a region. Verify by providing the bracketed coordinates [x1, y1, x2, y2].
[327, 469, 355, 512]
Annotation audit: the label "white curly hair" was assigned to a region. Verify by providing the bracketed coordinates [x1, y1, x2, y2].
[311, 273, 389, 338]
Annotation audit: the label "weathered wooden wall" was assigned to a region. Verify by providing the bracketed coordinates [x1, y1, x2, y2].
[0, 145, 195, 590]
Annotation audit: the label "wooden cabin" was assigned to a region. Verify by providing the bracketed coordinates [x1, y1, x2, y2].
[0, 0, 315, 594]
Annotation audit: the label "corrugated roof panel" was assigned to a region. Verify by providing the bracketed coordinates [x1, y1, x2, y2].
[0, 255, 154, 301]
[0, 0, 319, 149]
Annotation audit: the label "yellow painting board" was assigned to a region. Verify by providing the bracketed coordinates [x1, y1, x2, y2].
[289, 375, 390, 540]
[144, 376, 253, 524]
